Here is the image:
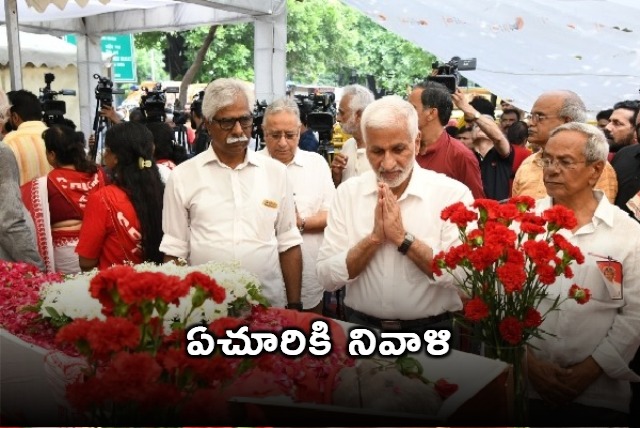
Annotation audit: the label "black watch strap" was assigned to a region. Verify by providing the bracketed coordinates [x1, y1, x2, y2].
[286, 302, 303, 311]
[397, 232, 415, 255]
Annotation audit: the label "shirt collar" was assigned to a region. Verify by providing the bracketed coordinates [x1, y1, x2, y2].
[18, 121, 47, 131]
[200, 146, 260, 169]
[538, 190, 615, 228]
[256, 147, 304, 167]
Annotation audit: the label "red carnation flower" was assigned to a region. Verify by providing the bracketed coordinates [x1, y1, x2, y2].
[523, 307, 542, 328]
[519, 212, 547, 236]
[496, 203, 520, 223]
[509, 195, 536, 212]
[183, 271, 226, 303]
[117, 271, 163, 305]
[497, 262, 526, 293]
[569, 284, 591, 304]
[472, 198, 500, 222]
[499, 316, 523, 345]
[464, 297, 489, 322]
[441, 201, 477, 228]
[522, 240, 556, 265]
[543, 205, 578, 231]
[86, 317, 141, 360]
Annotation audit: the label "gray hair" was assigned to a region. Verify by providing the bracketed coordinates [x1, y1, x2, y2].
[361, 95, 419, 143]
[549, 122, 608, 162]
[263, 97, 301, 128]
[202, 78, 255, 121]
[557, 90, 587, 123]
[342, 84, 375, 114]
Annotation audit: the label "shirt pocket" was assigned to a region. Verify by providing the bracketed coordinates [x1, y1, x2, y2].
[254, 202, 278, 242]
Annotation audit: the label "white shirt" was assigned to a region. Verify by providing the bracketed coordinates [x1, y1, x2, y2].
[530, 191, 640, 413]
[259, 148, 336, 308]
[160, 148, 303, 307]
[317, 166, 474, 319]
[340, 137, 371, 184]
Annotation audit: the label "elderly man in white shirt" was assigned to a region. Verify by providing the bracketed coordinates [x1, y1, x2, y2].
[317, 95, 473, 334]
[528, 122, 640, 426]
[330, 84, 375, 187]
[160, 78, 303, 309]
[258, 98, 335, 313]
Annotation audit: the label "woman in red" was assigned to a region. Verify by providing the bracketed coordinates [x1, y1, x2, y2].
[76, 122, 164, 271]
[21, 125, 106, 273]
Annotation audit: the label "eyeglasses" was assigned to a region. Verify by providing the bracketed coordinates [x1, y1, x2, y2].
[535, 157, 588, 170]
[211, 115, 253, 130]
[528, 112, 559, 124]
[265, 131, 299, 141]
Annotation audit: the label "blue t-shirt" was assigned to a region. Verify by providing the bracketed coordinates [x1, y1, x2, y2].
[298, 129, 319, 153]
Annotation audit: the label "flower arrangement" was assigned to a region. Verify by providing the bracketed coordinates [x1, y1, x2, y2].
[0, 260, 64, 348]
[433, 196, 590, 347]
[50, 264, 354, 425]
[432, 196, 590, 422]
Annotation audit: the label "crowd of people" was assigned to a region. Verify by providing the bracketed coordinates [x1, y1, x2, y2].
[1, 76, 640, 425]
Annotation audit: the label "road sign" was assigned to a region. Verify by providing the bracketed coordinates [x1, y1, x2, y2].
[63, 34, 136, 83]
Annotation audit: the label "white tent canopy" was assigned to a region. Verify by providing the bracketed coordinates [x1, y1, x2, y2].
[1, 0, 286, 135]
[343, 0, 640, 114]
[0, 25, 76, 66]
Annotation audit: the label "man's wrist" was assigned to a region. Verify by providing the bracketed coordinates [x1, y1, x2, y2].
[285, 302, 303, 311]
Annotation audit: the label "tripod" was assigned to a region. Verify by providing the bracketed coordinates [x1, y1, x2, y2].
[90, 102, 111, 164]
[173, 124, 189, 154]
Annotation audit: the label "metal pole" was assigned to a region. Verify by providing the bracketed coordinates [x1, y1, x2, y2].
[4, 0, 23, 89]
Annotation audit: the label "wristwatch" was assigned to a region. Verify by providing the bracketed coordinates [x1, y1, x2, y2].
[465, 111, 481, 122]
[286, 302, 303, 311]
[397, 232, 415, 255]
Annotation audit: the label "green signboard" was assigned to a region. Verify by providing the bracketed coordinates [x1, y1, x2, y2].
[64, 34, 136, 82]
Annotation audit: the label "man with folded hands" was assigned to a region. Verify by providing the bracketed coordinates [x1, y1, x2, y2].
[316, 95, 473, 336]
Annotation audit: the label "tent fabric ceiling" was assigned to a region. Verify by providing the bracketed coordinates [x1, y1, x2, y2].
[0, 0, 284, 35]
[342, 0, 640, 114]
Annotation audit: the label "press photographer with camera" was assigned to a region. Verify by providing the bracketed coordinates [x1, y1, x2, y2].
[4, 90, 50, 185]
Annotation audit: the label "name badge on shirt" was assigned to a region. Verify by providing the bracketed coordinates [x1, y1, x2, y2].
[591, 254, 624, 300]
[262, 199, 278, 209]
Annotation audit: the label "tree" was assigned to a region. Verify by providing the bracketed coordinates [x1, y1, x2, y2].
[178, 25, 218, 107]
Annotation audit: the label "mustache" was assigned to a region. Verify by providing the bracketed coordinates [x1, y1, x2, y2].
[226, 136, 249, 145]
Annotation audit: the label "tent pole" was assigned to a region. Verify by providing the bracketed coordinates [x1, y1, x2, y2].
[253, 0, 286, 105]
[4, 0, 22, 89]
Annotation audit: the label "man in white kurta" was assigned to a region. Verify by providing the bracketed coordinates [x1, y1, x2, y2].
[160, 78, 303, 308]
[317, 95, 473, 330]
[528, 122, 640, 425]
[258, 98, 335, 312]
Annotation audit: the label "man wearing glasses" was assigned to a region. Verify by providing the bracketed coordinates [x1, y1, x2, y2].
[512, 90, 617, 202]
[528, 122, 640, 426]
[160, 78, 304, 310]
[258, 98, 335, 313]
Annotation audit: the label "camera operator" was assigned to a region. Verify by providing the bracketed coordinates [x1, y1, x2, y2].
[298, 110, 319, 153]
[190, 91, 209, 155]
[4, 90, 50, 185]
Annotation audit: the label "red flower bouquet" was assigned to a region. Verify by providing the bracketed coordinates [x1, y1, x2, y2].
[432, 196, 591, 422]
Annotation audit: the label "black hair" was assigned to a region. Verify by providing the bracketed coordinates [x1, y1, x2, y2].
[105, 122, 164, 264]
[414, 81, 453, 126]
[612, 100, 640, 125]
[128, 107, 146, 123]
[501, 108, 521, 121]
[596, 108, 613, 121]
[445, 125, 459, 137]
[146, 122, 188, 165]
[7, 90, 42, 122]
[43, 124, 97, 174]
[507, 121, 529, 146]
[470, 96, 495, 119]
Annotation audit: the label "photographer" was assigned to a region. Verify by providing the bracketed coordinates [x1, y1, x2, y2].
[298, 111, 319, 153]
[190, 92, 209, 155]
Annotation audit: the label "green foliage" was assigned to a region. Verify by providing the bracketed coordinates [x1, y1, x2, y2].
[132, 0, 436, 92]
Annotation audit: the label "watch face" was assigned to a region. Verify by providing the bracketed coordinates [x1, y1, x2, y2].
[405, 232, 415, 242]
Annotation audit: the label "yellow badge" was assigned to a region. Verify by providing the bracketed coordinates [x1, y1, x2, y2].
[262, 199, 278, 209]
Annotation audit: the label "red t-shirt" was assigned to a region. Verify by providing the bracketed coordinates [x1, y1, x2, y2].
[416, 131, 486, 199]
[76, 185, 143, 270]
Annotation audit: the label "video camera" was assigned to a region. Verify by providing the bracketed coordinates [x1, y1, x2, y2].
[39, 73, 76, 126]
[427, 56, 477, 93]
[252, 99, 268, 144]
[140, 83, 179, 123]
[94, 74, 124, 109]
[294, 92, 336, 136]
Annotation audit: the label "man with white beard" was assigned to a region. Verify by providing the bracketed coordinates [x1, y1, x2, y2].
[330, 84, 375, 187]
[317, 95, 473, 334]
[161, 78, 303, 309]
